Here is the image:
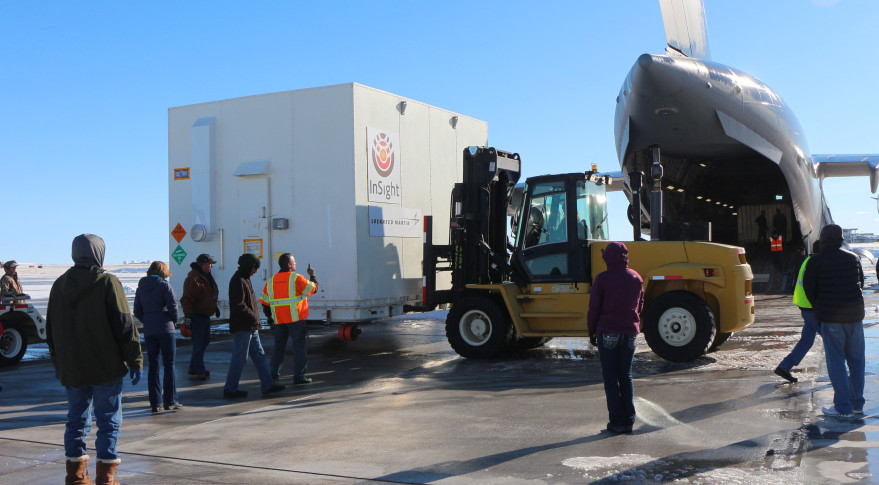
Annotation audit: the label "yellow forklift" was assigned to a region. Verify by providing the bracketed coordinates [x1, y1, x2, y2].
[420, 147, 754, 362]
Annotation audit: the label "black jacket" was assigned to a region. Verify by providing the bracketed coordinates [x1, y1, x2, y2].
[803, 247, 864, 324]
[228, 269, 261, 333]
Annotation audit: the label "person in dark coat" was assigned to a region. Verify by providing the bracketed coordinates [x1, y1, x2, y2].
[180, 253, 219, 380]
[587, 242, 645, 434]
[222, 254, 286, 398]
[47, 234, 142, 485]
[803, 224, 865, 417]
[134, 261, 181, 413]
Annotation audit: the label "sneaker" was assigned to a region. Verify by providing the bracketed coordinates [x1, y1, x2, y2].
[774, 366, 797, 383]
[853, 408, 864, 415]
[294, 377, 313, 385]
[195, 371, 209, 381]
[187, 369, 197, 376]
[262, 384, 286, 395]
[822, 406, 852, 417]
[151, 406, 160, 413]
[164, 402, 183, 411]
[223, 390, 248, 399]
[272, 375, 281, 385]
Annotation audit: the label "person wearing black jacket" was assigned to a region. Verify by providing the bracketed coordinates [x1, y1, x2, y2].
[222, 254, 285, 399]
[803, 224, 865, 417]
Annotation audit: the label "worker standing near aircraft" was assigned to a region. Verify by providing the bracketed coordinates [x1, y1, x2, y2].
[181, 253, 219, 381]
[586, 242, 644, 434]
[262, 253, 318, 385]
[773, 208, 788, 240]
[803, 224, 865, 417]
[755, 210, 768, 245]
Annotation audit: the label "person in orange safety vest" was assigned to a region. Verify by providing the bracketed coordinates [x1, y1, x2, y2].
[260, 253, 318, 385]
[770, 233, 783, 252]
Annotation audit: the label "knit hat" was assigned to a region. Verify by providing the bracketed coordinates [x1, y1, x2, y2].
[237, 253, 261, 271]
[818, 224, 843, 251]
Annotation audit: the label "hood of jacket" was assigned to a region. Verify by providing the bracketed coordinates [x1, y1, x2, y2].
[72, 234, 105, 272]
[819, 224, 844, 251]
[602, 242, 629, 269]
[138, 275, 164, 291]
[58, 267, 106, 302]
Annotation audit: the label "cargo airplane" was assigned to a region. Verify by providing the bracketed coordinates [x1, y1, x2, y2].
[613, 0, 878, 254]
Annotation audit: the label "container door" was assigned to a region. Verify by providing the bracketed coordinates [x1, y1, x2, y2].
[236, 177, 271, 291]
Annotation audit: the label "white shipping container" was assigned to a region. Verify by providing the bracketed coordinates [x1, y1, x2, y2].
[168, 83, 488, 321]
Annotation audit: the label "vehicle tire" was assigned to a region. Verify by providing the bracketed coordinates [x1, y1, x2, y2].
[446, 296, 512, 358]
[710, 331, 732, 351]
[642, 291, 716, 362]
[507, 336, 553, 351]
[0, 322, 27, 367]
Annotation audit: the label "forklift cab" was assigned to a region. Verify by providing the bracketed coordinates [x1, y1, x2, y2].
[512, 172, 610, 284]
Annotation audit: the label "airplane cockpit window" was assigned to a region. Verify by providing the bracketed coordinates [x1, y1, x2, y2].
[576, 179, 609, 240]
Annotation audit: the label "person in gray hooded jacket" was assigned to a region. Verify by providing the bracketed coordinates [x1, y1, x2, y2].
[47, 233, 142, 485]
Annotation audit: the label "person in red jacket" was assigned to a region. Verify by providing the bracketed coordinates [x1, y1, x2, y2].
[587, 242, 645, 434]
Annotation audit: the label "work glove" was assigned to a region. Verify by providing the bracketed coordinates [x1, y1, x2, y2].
[215, 307, 221, 318]
[266, 317, 274, 326]
[307, 264, 317, 283]
[589, 334, 598, 347]
[129, 368, 142, 386]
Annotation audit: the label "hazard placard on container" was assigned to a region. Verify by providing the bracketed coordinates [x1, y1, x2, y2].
[171, 223, 187, 243]
[172, 245, 187, 265]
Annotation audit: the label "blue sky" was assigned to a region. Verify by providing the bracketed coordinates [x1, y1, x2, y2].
[2, 0, 877, 264]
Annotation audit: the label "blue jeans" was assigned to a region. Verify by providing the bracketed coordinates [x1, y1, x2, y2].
[188, 314, 211, 373]
[597, 333, 636, 429]
[224, 330, 274, 393]
[64, 379, 123, 460]
[270, 322, 309, 380]
[821, 322, 865, 414]
[145, 333, 177, 407]
[779, 309, 819, 371]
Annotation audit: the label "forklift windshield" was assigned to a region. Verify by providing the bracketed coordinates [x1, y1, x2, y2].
[577, 179, 609, 240]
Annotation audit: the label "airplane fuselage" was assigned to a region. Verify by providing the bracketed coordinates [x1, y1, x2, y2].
[615, 53, 827, 248]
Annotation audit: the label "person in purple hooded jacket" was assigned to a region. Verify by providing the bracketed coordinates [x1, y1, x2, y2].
[134, 261, 182, 413]
[587, 242, 645, 434]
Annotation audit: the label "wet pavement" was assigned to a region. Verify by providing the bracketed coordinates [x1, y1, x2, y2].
[1, 268, 878, 483]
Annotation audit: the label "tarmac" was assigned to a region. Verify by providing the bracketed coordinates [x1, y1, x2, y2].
[1, 293, 879, 483]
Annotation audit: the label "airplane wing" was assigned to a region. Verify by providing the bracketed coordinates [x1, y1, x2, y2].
[658, 0, 711, 59]
[812, 154, 879, 193]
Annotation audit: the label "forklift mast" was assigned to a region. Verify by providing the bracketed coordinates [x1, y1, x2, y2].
[420, 147, 521, 308]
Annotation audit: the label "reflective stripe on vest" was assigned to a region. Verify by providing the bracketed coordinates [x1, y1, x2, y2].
[770, 236, 783, 252]
[259, 272, 317, 324]
[792, 256, 812, 309]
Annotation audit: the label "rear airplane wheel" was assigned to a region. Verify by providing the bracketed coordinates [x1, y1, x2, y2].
[446, 296, 512, 358]
[643, 291, 716, 362]
[0, 322, 27, 366]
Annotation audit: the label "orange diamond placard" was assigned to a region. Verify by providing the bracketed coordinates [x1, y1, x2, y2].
[171, 223, 187, 243]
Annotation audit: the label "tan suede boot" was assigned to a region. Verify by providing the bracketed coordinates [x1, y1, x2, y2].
[95, 458, 122, 485]
[65, 455, 93, 485]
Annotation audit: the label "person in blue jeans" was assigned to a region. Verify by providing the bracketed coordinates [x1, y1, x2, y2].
[134, 261, 182, 413]
[586, 242, 645, 434]
[803, 224, 865, 417]
[223, 254, 286, 398]
[775, 245, 819, 383]
[181, 253, 220, 381]
[47, 234, 143, 485]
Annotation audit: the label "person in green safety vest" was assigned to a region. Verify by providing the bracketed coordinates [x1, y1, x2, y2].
[774, 243, 819, 383]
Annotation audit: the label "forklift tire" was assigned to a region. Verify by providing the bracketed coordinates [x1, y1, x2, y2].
[446, 296, 512, 358]
[710, 332, 732, 351]
[0, 322, 27, 367]
[642, 291, 716, 362]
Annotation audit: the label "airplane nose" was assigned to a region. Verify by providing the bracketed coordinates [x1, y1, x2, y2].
[631, 53, 683, 97]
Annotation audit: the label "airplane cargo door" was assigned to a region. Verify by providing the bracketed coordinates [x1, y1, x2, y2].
[236, 176, 271, 291]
